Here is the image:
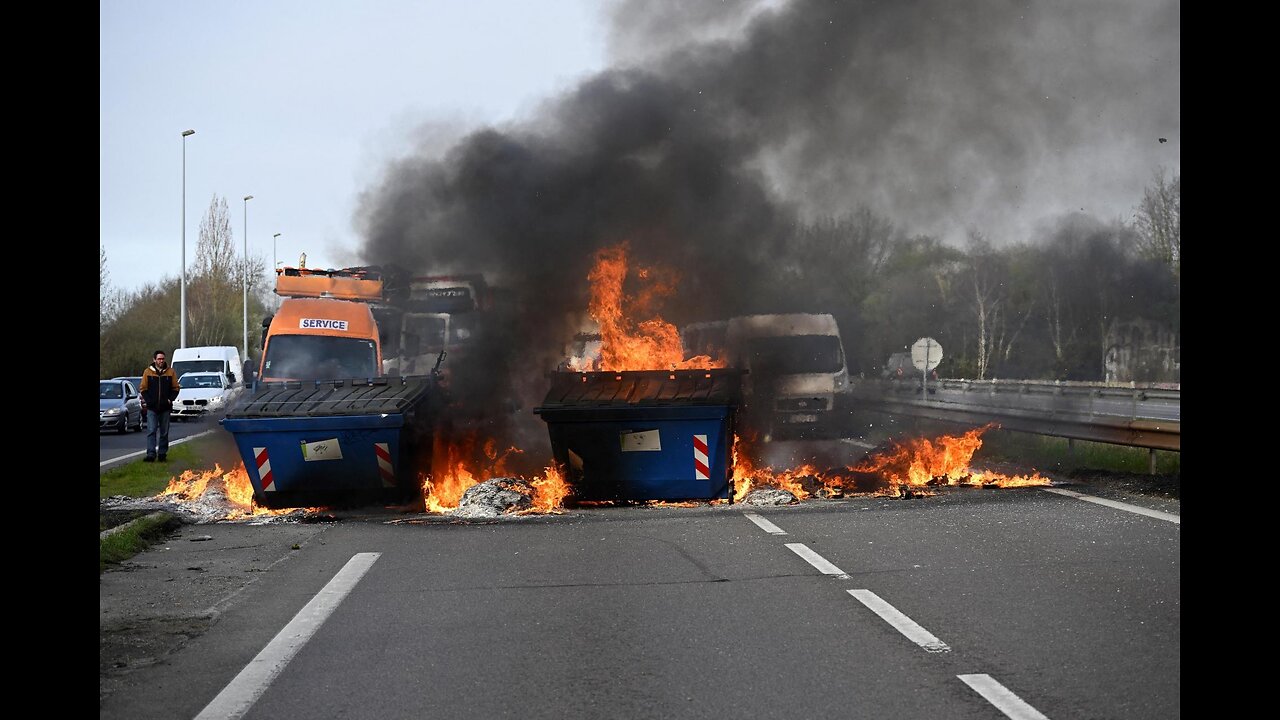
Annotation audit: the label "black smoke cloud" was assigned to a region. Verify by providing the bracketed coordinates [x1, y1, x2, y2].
[355, 0, 1178, 429]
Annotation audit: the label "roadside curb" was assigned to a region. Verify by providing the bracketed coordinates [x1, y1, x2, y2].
[99, 510, 183, 542]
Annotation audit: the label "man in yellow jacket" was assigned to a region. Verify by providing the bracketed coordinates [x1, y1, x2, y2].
[138, 349, 181, 462]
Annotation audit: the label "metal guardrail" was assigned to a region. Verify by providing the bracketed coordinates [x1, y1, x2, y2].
[851, 378, 1180, 452]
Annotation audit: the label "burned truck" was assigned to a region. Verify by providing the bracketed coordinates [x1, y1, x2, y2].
[682, 313, 854, 440]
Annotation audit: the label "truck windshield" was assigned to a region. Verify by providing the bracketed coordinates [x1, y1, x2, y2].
[404, 315, 448, 354]
[262, 336, 378, 381]
[172, 360, 224, 377]
[745, 335, 844, 374]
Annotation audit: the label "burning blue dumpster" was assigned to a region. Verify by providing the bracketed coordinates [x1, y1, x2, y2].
[534, 369, 744, 502]
[221, 376, 438, 508]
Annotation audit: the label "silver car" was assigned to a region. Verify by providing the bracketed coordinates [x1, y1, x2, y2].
[112, 376, 147, 430]
[100, 379, 143, 433]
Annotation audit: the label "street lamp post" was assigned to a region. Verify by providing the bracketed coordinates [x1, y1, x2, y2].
[180, 129, 194, 348]
[273, 232, 281, 273]
[243, 195, 254, 364]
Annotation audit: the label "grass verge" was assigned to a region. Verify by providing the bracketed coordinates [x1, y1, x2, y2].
[976, 429, 1180, 475]
[100, 429, 246, 569]
[100, 512, 182, 573]
[99, 433, 228, 499]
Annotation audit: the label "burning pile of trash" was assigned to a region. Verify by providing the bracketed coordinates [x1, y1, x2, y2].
[119, 463, 324, 524]
[421, 433, 570, 517]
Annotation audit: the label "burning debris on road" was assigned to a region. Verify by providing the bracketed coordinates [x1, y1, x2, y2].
[732, 425, 1050, 502]
[110, 425, 1045, 524]
[422, 433, 570, 515]
[451, 478, 534, 519]
[742, 488, 799, 506]
[144, 463, 325, 524]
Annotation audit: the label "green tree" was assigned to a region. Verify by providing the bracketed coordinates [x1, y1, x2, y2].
[859, 234, 963, 375]
[100, 280, 181, 378]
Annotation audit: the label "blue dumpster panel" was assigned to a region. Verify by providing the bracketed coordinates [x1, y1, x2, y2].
[536, 369, 744, 502]
[222, 413, 411, 495]
[539, 403, 736, 501]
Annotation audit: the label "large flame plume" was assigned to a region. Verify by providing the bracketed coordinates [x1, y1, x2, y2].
[585, 242, 723, 371]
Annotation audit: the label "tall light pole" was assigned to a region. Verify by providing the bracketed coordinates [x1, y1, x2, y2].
[180, 129, 195, 348]
[273, 232, 281, 274]
[243, 195, 254, 363]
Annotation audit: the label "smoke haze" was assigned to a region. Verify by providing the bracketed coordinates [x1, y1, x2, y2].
[355, 0, 1178, 419]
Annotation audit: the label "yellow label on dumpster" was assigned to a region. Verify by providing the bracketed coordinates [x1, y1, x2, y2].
[301, 438, 344, 461]
[620, 429, 662, 452]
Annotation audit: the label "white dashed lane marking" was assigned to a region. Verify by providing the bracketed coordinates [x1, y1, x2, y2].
[743, 511, 787, 535]
[784, 543, 849, 578]
[848, 589, 950, 653]
[957, 674, 1052, 720]
[1042, 487, 1180, 524]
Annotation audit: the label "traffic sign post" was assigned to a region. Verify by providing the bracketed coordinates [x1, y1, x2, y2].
[911, 337, 943, 399]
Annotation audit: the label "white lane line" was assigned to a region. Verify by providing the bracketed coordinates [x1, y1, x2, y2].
[957, 674, 1051, 720]
[848, 589, 950, 653]
[785, 543, 849, 578]
[841, 438, 877, 449]
[743, 511, 787, 535]
[99, 428, 217, 467]
[1042, 487, 1180, 525]
[194, 552, 381, 720]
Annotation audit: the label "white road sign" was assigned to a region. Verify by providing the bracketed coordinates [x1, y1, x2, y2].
[911, 337, 943, 371]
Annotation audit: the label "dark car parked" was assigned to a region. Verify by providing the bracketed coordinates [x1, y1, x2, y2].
[882, 352, 937, 392]
[100, 378, 143, 433]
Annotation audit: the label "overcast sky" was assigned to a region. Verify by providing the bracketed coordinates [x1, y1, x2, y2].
[100, 0, 610, 293]
[102, 0, 1178, 296]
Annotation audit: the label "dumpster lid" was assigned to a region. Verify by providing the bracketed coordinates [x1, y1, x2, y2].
[535, 369, 744, 410]
[227, 375, 437, 418]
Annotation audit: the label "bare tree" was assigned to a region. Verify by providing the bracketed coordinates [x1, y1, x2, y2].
[100, 245, 112, 329]
[190, 194, 239, 346]
[965, 232, 1006, 380]
[1045, 268, 1070, 363]
[99, 245, 132, 333]
[1134, 167, 1180, 277]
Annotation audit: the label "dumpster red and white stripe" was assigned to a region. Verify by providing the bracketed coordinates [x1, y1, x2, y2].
[694, 434, 710, 480]
[375, 442, 396, 487]
[254, 447, 275, 491]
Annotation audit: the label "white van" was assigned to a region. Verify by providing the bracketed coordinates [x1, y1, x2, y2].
[170, 346, 243, 388]
[685, 314, 852, 440]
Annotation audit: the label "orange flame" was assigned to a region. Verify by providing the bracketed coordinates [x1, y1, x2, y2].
[851, 425, 1048, 494]
[158, 464, 219, 500]
[423, 434, 569, 514]
[732, 448, 839, 502]
[423, 454, 479, 514]
[731, 426, 1047, 501]
[156, 462, 313, 518]
[586, 242, 723, 371]
[423, 433, 525, 512]
[529, 462, 570, 513]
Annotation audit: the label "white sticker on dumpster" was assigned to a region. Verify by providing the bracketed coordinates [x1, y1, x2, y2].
[301, 438, 344, 461]
[620, 429, 662, 452]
